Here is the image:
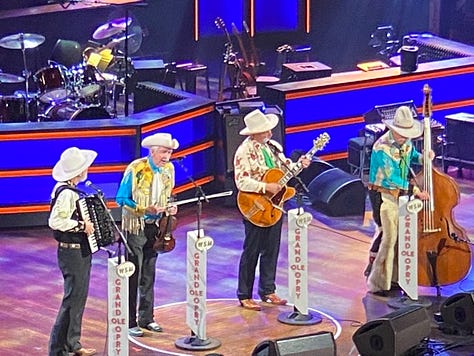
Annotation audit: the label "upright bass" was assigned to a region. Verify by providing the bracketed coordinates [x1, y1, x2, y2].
[417, 84, 471, 290]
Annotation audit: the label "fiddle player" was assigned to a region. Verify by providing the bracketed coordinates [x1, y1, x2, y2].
[116, 133, 179, 337]
[234, 109, 311, 310]
[366, 106, 434, 296]
[48, 147, 97, 356]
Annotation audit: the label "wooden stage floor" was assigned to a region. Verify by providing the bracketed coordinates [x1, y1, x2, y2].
[1, 168, 474, 355]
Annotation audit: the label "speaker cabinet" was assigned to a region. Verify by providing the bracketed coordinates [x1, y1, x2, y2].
[307, 168, 366, 216]
[295, 158, 334, 186]
[445, 113, 474, 162]
[252, 331, 336, 356]
[131, 59, 176, 87]
[440, 292, 474, 334]
[222, 106, 284, 173]
[352, 305, 431, 356]
[280, 61, 332, 82]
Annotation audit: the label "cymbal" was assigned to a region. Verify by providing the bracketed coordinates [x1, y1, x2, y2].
[105, 33, 136, 48]
[0, 72, 25, 83]
[0, 33, 45, 50]
[93, 17, 132, 40]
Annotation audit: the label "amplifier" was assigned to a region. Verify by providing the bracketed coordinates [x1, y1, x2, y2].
[445, 112, 474, 162]
[280, 61, 332, 82]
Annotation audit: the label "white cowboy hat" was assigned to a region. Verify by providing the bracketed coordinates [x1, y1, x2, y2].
[142, 133, 179, 149]
[239, 109, 279, 135]
[383, 106, 423, 138]
[52, 147, 97, 182]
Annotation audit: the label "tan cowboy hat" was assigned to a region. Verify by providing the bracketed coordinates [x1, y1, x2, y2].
[239, 109, 279, 135]
[383, 106, 423, 138]
[52, 147, 97, 182]
[142, 133, 179, 149]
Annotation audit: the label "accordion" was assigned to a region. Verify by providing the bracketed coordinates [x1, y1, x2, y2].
[77, 195, 115, 254]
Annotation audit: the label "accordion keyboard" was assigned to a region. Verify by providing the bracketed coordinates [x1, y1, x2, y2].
[77, 195, 115, 254]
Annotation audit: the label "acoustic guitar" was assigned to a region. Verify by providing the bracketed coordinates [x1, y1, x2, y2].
[237, 133, 330, 227]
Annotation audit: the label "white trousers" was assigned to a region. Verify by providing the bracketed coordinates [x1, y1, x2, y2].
[367, 193, 399, 292]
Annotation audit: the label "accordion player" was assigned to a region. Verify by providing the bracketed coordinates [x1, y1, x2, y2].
[77, 194, 116, 254]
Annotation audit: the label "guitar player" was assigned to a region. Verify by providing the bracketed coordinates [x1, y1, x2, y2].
[233, 109, 311, 311]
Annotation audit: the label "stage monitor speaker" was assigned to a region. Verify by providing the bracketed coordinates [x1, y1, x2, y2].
[307, 168, 365, 216]
[222, 106, 284, 173]
[352, 305, 431, 356]
[288, 157, 334, 187]
[440, 292, 474, 334]
[252, 331, 336, 356]
[281, 61, 332, 82]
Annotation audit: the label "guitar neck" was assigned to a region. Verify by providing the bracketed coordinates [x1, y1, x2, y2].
[278, 165, 303, 187]
[276, 143, 321, 187]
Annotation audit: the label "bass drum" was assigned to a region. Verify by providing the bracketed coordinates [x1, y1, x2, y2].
[45, 103, 111, 121]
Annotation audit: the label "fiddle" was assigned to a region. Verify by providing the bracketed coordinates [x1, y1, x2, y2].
[153, 205, 177, 254]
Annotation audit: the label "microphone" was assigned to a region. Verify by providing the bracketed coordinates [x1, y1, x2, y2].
[266, 141, 282, 153]
[85, 180, 103, 195]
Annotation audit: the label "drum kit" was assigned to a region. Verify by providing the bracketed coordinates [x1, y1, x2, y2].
[0, 17, 139, 123]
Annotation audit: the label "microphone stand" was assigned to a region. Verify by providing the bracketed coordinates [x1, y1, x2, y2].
[95, 0, 148, 116]
[173, 158, 222, 351]
[89, 187, 134, 356]
[174, 158, 209, 238]
[268, 143, 310, 196]
[19, 33, 31, 122]
[88, 188, 132, 259]
[268, 144, 323, 325]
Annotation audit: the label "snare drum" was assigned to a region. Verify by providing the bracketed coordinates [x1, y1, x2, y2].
[34, 65, 69, 104]
[79, 65, 102, 100]
[44, 102, 111, 121]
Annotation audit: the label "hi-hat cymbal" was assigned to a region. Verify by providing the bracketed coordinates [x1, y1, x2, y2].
[0, 33, 45, 50]
[0, 72, 25, 83]
[92, 17, 132, 40]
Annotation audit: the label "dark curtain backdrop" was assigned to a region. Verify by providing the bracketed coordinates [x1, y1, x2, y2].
[308, 0, 430, 72]
[1, 0, 470, 93]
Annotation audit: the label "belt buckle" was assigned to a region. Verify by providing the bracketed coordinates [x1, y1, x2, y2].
[59, 242, 80, 249]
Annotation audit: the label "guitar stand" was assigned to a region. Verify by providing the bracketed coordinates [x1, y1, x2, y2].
[217, 44, 247, 101]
